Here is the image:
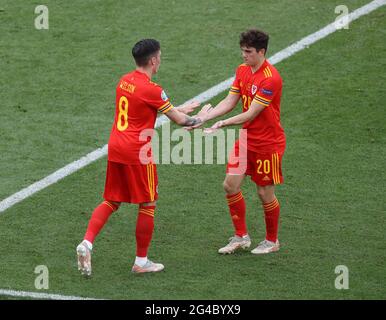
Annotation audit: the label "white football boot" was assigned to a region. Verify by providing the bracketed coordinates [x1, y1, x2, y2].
[131, 260, 164, 273]
[76, 240, 92, 276]
[218, 235, 251, 254]
[251, 239, 280, 255]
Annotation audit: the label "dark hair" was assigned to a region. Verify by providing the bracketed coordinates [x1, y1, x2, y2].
[239, 29, 269, 54]
[132, 39, 160, 67]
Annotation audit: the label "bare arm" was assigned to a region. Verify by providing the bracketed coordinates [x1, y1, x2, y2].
[177, 100, 200, 114]
[184, 93, 239, 130]
[209, 100, 265, 129]
[205, 93, 240, 122]
[164, 107, 204, 127]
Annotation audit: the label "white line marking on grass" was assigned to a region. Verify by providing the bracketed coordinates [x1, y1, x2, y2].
[268, 0, 386, 65]
[0, 0, 384, 214]
[0, 288, 101, 300]
[0, 145, 108, 214]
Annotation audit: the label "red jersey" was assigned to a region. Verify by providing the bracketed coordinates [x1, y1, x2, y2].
[108, 70, 174, 164]
[229, 60, 286, 153]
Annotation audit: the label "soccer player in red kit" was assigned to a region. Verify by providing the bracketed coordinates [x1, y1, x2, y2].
[76, 39, 211, 275]
[197, 29, 285, 254]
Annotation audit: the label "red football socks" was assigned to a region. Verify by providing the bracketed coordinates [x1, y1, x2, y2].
[84, 201, 119, 243]
[226, 191, 247, 237]
[135, 205, 156, 257]
[263, 198, 280, 242]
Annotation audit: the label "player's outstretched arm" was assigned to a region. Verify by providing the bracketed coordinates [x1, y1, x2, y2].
[177, 100, 201, 115]
[165, 104, 212, 127]
[185, 94, 239, 130]
[205, 93, 240, 122]
[207, 100, 265, 131]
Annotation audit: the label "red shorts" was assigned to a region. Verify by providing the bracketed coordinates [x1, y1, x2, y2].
[103, 161, 158, 204]
[226, 141, 284, 186]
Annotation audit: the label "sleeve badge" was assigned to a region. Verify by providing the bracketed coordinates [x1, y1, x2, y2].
[161, 90, 169, 101]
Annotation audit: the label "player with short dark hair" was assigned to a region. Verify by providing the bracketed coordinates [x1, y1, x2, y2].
[132, 39, 161, 67]
[192, 29, 285, 255]
[76, 38, 211, 275]
[239, 29, 269, 52]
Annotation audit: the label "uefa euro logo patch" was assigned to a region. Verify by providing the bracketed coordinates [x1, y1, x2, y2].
[161, 90, 168, 101]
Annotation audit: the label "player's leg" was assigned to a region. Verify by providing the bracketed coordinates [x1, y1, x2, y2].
[219, 139, 251, 254]
[251, 185, 280, 254]
[250, 151, 284, 254]
[77, 160, 124, 276]
[223, 173, 248, 237]
[218, 173, 252, 254]
[131, 163, 164, 273]
[135, 200, 156, 263]
[132, 200, 164, 273]
[76, 200, 121, 276]
[84, 200, 121, 245]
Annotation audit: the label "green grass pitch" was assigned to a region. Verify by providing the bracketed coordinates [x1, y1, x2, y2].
[0, 0, 385, 299]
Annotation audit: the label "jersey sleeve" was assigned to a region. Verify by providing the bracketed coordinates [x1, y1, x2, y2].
[253, 77, 276, 107]
[229, 66, 241, 96]
[143, 84, 174, 114]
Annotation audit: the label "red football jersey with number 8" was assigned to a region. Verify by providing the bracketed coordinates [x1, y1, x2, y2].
[108, 70, 173, 164]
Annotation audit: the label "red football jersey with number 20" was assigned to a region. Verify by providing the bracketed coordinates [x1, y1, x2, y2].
[229, 60, 286, 153]
[108, 70, 173, 164]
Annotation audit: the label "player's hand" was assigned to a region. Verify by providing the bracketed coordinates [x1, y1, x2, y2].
[184, 104, 213, 130]
[203, 120, 225, 134]
[196, 104, 212, 122]
[179, 100, 200, 115]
